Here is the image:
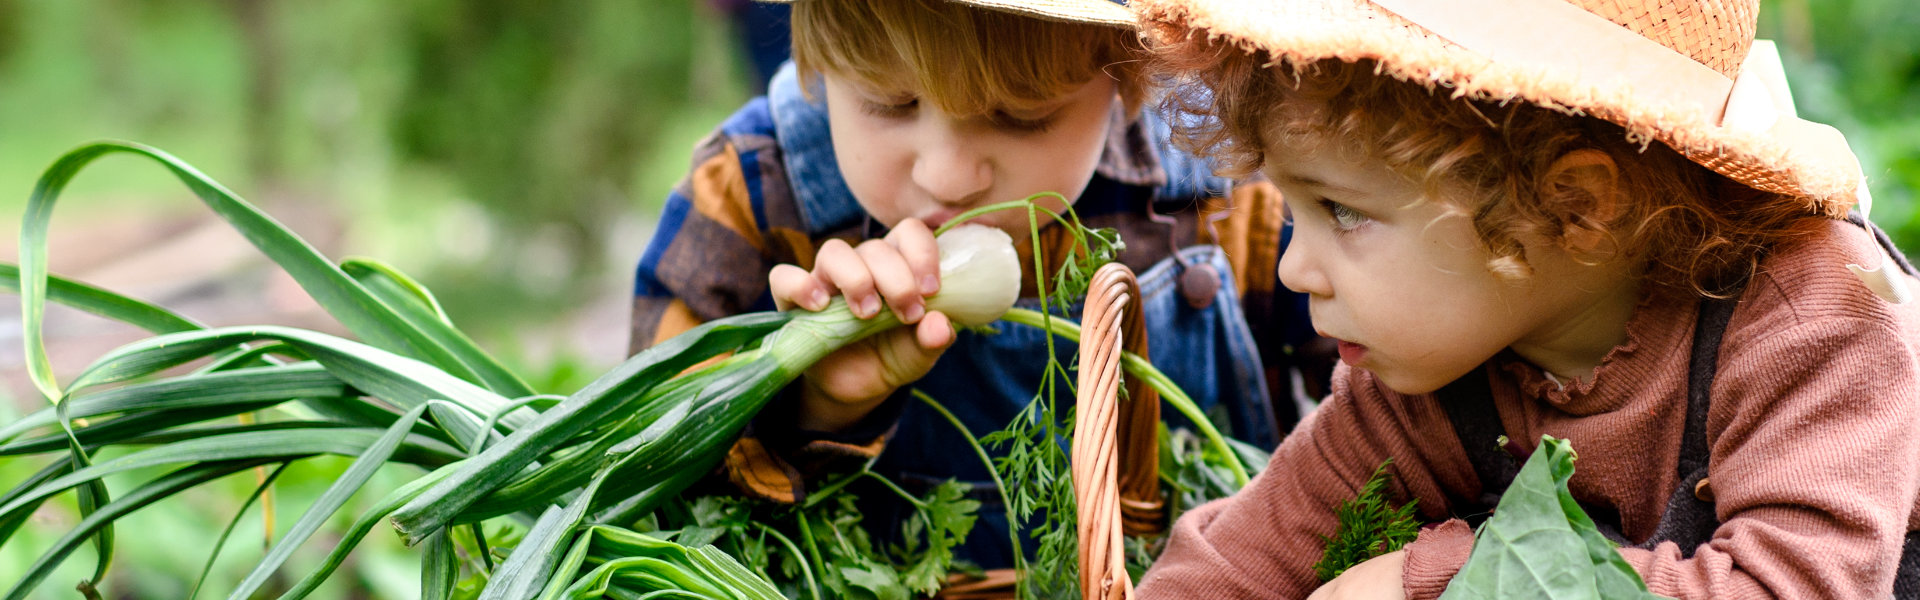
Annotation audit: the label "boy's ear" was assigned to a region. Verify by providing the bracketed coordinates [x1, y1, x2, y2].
[1543, 149, 1622, 254]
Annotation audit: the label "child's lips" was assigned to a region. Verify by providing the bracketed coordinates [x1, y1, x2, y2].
[921, 209, 963, 230]
[1335, 340, 1368, 365]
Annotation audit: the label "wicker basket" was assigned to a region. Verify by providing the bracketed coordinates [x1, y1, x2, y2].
[936, 263, 1167, 600]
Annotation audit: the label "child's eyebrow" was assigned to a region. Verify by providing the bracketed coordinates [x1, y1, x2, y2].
[1279, 173, 1361, 195]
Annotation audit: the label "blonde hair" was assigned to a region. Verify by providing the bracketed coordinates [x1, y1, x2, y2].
[791, 0, 1147, 117]
[1155, 43, 1823, 296]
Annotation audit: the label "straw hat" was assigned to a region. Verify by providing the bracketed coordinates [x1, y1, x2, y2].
[763, 0, 1136, 27]
[1134, 0, 1871, 218]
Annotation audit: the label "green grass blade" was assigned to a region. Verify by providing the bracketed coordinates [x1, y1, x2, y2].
[344, 258, 534, 397]
[3, 459, 275, 600]
[0, 363, 345, 443]
[227, 404, 434, 600]
[0, 262, 203, 334]
[389, 311, 789, 544]
[16, 141, 492, 399]
[189, 462, 291, 600]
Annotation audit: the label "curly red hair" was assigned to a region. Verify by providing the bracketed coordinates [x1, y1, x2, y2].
[1156, 41, 1825, 296]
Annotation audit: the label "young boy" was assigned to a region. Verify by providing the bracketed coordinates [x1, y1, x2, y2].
[1131, 0, 1920, 598]
[630, 0, 1323, 570]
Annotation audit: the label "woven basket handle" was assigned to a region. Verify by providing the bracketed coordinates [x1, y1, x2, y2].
[1073, 263, 1166, 600]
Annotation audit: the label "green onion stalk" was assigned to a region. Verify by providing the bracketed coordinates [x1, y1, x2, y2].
[388, 225, 1024, 544]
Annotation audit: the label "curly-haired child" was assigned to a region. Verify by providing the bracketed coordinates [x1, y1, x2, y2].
[1130, 0, 1920, 598]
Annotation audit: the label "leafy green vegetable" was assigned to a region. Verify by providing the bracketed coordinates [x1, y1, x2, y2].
[1438, 436, 1666, 600]
[1314, 459, 1419, 582]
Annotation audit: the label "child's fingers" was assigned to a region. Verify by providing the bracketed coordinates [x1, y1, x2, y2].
[769, 264, 830, 312]
[813, 239, 881, 318]
[856, 239, 927, 323]
[914, 310, 955, 350]
[886, 218, 942, 295]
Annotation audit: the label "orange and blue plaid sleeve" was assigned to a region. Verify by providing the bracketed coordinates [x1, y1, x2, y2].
[631, 112, 794, 354]
[629, 100, 880, 504]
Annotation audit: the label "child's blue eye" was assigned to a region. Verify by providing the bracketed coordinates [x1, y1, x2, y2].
[1320, 199, 1369, 231]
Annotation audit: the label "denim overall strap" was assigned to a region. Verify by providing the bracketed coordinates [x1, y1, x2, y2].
[1136, 245, 1280, 448]
[766, 61, 865, 236]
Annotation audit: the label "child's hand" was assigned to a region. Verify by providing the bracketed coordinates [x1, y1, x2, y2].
[1307, 550, 1407, 600]
[769, 218, 955, 432]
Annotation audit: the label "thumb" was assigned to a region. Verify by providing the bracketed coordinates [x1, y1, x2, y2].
[873, 310, 955, 389]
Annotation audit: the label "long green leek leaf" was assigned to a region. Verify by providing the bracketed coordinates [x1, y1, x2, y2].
[421, 528, 459, 600]
[0, 262, 202, 335]
[0, 406, 316, 456]
[273, 467, 454, 600]
[16, 141, 499, 404]
[190, 462, 290, 600]
[481, 505, 579, 600]
[389, 311, 790, 544]
[0, 363, 345, 443]
[227, 404, 434, 600]
[0, 461, 71, 546]
[63, 326, 530, 432]
[343, 258, 534, 397]
[3, 459, 277, 600]
[0, 428, 458, 520]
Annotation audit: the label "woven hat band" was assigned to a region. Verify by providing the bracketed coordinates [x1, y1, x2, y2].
[1370, 0, 1872, 215]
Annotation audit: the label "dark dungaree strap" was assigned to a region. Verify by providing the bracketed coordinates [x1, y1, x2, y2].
[1439, 214, 1920, 595]
[1436, 366, 1513, 528]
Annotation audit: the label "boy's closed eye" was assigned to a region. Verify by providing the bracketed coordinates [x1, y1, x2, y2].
[858, 93, 1059, 134]
[861, 96, 919, 119]
[988, 108, 1060, 134]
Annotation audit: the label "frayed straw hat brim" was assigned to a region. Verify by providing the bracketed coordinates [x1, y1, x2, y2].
[1136, 0, 1864, 216]
[763, 0, 1136, 27]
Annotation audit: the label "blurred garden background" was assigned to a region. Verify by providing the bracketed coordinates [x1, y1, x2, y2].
[0, 0, 1913, 598]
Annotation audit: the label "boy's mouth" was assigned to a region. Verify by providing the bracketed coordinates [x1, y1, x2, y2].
[921, 208, 963, 230]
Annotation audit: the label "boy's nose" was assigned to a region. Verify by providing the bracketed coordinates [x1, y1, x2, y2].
[910, 140, 992, 205]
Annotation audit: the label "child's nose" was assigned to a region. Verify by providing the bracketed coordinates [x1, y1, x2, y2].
[1277, 238, 1332, 297]
[910, 138, 992, 205]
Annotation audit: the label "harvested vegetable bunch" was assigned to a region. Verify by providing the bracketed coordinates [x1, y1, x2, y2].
[0, 141, 1020, 599]
[386, 223, 1023, 542]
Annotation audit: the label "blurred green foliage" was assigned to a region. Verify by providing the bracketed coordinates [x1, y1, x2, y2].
[0, 0, 753, 597]
[1761, 0, 1920, 247]
[0, 0, 751, 374]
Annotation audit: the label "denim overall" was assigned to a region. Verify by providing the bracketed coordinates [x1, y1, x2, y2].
[769, 62, 1280, 569]
[1438, 215, 1920, 597]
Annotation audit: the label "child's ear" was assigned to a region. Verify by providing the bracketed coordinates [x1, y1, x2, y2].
[1543, 149, 1622, 254]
